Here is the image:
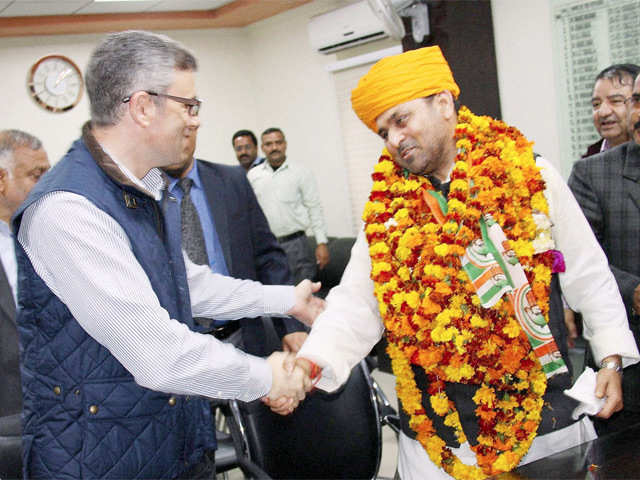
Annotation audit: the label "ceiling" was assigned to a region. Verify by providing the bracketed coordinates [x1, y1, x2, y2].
[0, 0, 312, 37]
[0, 0, 236, 17]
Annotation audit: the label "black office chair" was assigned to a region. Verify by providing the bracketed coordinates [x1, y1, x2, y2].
[0, 413, 22, 480]
[216, 360, 393, 479]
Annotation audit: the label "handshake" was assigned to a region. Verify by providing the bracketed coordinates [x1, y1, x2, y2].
[262, 352, 318, 415]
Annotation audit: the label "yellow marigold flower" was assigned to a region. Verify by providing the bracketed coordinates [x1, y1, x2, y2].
[365, 223, 386, 235]
[533, 264, 551, 282]
[371, 180, 389, 192]
[371, 261, 391, 277]
[423, 223, 440, 234]
[531, 192, 549, 214]
[423, 264, 444, 278]
[390, 292, 405, 310]
[394, 208, 410, 222]
[456, 138, 473, 152]
[373, 159, 395, 175]
[431, 325, 457, 343]
[434, 244, 449, 257]
[434, 282, 453, 296]
[444, 411, 462, 429]
[493, 451, 520, 473]
[459, 363, 474, 379]
[473, 386, 496, 408]
[435, 309, 452, 326]
[396, 246, 411, 262]
[369, 242, 390, 257]
[455, 160, 469, 173]
[378, 302, 388, 316]
[406, 291, 420, 309]
[424, 436, 446, 464]
[443, 221, 459, 235]
[509, 168, 524, 184]
[430, 393, 449, 416]
[515, 380, 530, 390]
[522, 397, 538, 412]
[448, 198, 467, 215]
[450, 179, 468, 193]
[397, 266, 411, 282]
[390, 197, 405, 210]
[514, 411, 526, 422]
[511, 239, 534, 258]
[503, 319, 521, 338]
[444, 364, 464, 382]
[498, 395, 518, 411]
[362, 201, 386, 220]
[470, 314, 488, 328]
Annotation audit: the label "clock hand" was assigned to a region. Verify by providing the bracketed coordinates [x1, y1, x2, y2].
[55, 68, 72, 87]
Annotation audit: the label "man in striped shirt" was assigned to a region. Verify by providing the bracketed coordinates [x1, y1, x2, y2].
[12, 30, 319, 479]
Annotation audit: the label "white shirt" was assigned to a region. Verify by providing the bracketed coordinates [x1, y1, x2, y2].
[0, 219, 17, 304]
[17, 159, 296, 402]
[248, 160, 328, 244]
[298, 157, 640, 476]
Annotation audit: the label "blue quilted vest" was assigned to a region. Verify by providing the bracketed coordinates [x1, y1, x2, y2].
[13, 132, 216, 479]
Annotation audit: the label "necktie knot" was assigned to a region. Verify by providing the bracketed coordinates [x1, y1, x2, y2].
[178, 177, 194, 196]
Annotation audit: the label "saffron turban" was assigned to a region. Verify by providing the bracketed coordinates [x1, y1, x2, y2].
[351, 46, 460, 132]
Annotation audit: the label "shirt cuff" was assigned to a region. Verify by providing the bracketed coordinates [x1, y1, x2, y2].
[314, 233, 329, 245]
[262, 285, 296, 316]
[588, 326, 640, 368]
[240, 355, 272, 402]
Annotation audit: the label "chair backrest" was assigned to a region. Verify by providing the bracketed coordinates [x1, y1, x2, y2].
[231, 360, 382, 479]
[0, 413, 22, 479]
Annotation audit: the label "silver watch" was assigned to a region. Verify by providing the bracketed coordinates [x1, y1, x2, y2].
[599, 359, 623, 375]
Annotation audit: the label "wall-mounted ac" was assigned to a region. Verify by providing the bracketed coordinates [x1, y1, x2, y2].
[307, 1, 389, 54]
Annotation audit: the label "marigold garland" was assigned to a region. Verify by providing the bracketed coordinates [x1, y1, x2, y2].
[363, 107, 556, 479]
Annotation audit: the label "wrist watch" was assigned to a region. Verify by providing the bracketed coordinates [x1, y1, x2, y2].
[600, 359, 623, 376]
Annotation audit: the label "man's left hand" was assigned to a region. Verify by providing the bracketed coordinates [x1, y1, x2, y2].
[287, 279, 325, 327]
[595, 355, 623, 418]
[282, 332, 308, 353]
[316, 243, 330, 270]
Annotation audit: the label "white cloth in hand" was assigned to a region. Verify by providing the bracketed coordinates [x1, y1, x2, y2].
[563, 367, 605, 420]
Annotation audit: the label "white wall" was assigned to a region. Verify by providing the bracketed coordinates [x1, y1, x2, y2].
[491, 0, 562, 169]
[0, 0, 568, 238]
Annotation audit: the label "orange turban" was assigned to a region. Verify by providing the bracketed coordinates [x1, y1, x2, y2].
[351, 46, 460, 132]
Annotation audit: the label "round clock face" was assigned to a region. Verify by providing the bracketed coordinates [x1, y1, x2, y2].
[27, 54, 83, 113]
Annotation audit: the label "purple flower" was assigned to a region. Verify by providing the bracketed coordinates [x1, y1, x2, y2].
[550, 250, 565, 273]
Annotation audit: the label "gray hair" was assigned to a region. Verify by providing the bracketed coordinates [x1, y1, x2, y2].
[85, 30, 198, 126]
[595, 64, 640, 87]
[0, 129, 43, 175]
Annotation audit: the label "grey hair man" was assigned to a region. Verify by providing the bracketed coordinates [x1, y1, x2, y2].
[12, 30, 319, 480]
[584, 63, 640, 157]
[0, 129, 48, 480]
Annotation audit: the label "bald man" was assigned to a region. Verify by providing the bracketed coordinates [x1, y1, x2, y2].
[283, 47, 639, 479]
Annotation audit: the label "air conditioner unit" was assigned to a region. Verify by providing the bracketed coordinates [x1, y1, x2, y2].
[308, 1, 388, 54]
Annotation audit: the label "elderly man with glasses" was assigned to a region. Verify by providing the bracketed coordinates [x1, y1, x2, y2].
[569, 71, 640, 437]
[12, 30, 322, 480]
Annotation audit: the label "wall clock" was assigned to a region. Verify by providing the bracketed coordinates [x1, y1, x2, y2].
[27, 54, 83, 113]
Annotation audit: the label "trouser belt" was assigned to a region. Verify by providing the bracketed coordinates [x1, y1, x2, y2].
[277, 230, 305, 243]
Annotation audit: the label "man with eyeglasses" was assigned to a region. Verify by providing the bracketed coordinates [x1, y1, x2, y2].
[232, 129, 265, 171]
[11, 30, 320, 479]
[583, 64, 640, 157]
[569, 70, 640, 436]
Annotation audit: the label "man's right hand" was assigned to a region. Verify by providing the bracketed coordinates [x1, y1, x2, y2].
[264, 352, 310, 414]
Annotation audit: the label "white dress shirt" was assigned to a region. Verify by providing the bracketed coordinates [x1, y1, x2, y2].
[298, 157, 640, 478]
[248, 160, 328, 244]
[17, 158, 296, 402]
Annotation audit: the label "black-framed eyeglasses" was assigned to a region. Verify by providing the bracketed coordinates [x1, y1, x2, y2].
[625, 94, 640, 109]
[122, 91, 202, 116]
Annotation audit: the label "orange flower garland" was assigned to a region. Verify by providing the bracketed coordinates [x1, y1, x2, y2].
[363, 107, 555, 479]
